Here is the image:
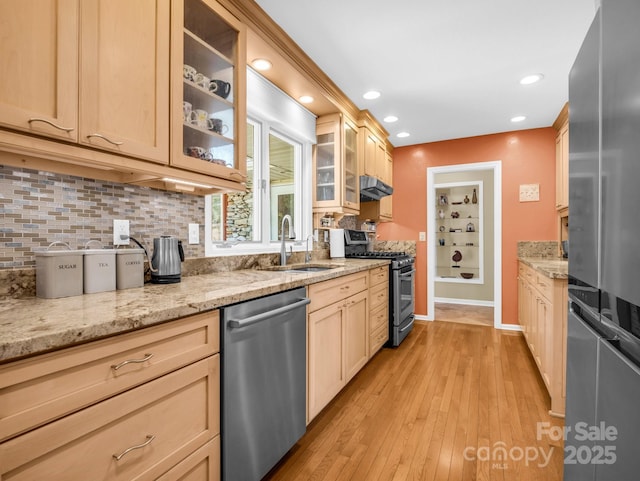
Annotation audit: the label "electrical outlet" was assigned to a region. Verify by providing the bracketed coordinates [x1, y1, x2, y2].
[188, 223, 200, 244]
[113, 219, 130, 246]
[419, 231, 426, 241]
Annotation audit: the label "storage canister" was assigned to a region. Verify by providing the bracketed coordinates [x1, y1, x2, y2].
[116, 248, 145, 290]
[83, 241, 116, 293]
[35, 242, 84, 299]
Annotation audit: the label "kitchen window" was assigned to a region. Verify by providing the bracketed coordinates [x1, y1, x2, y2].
[204, 68, 315, 256]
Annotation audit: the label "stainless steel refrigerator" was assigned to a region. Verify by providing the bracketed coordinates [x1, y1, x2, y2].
[566, 1, 640, 480]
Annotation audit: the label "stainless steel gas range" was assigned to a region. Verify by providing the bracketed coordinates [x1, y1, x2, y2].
[344, 230, 416, 347]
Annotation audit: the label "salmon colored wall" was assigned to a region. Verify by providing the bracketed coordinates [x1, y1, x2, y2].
[377, 128, 558, 324]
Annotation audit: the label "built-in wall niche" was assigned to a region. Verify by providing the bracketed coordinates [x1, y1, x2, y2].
[435, 181, 483, 283]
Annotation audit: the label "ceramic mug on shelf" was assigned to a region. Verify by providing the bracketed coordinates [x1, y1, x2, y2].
[182, 101, 192, 122]
[208, 117, 229, 135]
[183, 64, 196, 81]
[189, 109, 209, 128]
[209, 79, 231, 99]
[187, 146, 206, 159]
[194, 73, 210, 90]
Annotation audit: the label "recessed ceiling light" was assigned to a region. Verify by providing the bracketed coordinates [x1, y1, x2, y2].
[299, 95, 314, 104]
[397, 132, 410, 138]
[251, 58, 272, 71]
[383, 115, 398, 123]
[511, 115, 526, 123]
[520, 74, 544, 85]
[363, 90, 381, 100]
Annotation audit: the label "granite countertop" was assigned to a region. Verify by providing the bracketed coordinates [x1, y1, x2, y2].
[519, 257, 568, 280]
[0, 258, 388, 363]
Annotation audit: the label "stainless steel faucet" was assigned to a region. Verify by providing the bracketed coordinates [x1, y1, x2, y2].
[280, 214, 295, 266]
[305, 234, 314, 263]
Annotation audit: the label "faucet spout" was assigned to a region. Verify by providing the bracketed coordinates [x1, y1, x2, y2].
[305, 234, 314, 263]
[280, 215, 294, 266]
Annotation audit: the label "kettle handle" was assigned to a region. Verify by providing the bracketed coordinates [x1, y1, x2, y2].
[178, 240, 185, 262]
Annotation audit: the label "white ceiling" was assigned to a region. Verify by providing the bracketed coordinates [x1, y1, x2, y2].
[254, 0, 597, 147]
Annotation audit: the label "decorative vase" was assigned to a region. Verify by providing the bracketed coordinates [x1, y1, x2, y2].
[472, 188, 478, 204]
[438, 209, 445, 219]
[463, 195, 470, 204]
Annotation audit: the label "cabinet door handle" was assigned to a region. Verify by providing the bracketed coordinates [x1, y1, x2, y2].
[111, 353, 153, 371]
[28, 117, 75, 132]
[230, 171, 247, 179]
[113, 435, 155, 461]
[86, 133, 124, 146]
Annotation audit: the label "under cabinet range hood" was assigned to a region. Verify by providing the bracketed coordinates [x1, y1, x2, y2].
[359, 175, 393, 201]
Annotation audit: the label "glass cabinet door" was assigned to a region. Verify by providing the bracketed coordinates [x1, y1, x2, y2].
[315, 121, 338, 205]
[171, 0, 246, 183]
[343, 120, 358, 208]
[313, 113, 359, 214]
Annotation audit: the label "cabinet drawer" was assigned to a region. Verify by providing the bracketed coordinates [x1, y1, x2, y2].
[0, 356, 219, 481]
[0, 311, 219, 442]
[369, 282, 389, 311]
[370, 303, 388, 333]
[369, 266, 388, 286]
[518, 262, 535, 283]
[156, 436, 220, 481]
[370, 324, 388, 355]
[309, 272, 368, 313]
[535, 273, 554, 301]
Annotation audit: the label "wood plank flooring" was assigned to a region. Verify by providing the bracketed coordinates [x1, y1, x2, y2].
[435, 303, 494, 327]
[264, 321, 564, 481]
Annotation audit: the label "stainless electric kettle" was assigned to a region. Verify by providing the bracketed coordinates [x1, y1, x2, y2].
[150, 236, 184, 284]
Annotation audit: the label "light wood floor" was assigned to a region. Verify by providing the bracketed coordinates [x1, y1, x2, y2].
[435, 303, 494, 327]
[264, 321, 564, 481]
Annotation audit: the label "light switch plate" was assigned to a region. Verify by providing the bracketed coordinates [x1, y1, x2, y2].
[188, 223, 200, 244]
[419, 232, 426, 241]
[113, 219, 130, 246]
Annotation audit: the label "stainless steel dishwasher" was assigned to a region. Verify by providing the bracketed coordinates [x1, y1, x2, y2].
[221, 287, 310, 481]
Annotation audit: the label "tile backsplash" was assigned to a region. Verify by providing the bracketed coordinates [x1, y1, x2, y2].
[0, 165, 205, 269]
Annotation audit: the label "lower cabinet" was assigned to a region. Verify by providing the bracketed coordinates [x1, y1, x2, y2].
[368, 266, 389, 356]
[307, 271, 369, 422]
[0, 311, 220, 480]
[517, 261, 567, 416]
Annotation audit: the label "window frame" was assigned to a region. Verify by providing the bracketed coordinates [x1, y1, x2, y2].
[204, 116, 313, 257]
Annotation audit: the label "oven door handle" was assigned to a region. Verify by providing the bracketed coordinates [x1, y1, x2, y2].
[399, 269, 416, 278]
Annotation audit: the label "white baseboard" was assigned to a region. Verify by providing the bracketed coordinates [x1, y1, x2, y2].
[496, 323, 523, 332]
[414, 314, 431, 322]
[434, 297, 495, 307]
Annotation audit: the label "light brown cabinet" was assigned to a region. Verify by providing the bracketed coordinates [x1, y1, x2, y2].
[0, 0, 79, 142]
[307, 271, 369, 422]
[313, 113, 359, 215]
[358, 121, 394, 222]
[517, 262, 567, 417]
[368, 265, 389, 356]
[80, 0, 170, 162]
[0, 311, 221, 480]
[0, 0, 169, 164]
[554, 103, 569, 211]
[170, 0, 247, 184]
[0, 0, 246, 194]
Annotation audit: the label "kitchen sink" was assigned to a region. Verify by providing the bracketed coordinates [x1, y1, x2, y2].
[260, 264, 340, 272]
[285, 266, 335, 272]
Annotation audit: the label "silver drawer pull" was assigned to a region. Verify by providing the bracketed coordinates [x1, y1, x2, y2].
[111, 353, 153, 371]
[28, 117, 75, 132]
[113, 435, 155, 461]
[87, 133, 124, 146]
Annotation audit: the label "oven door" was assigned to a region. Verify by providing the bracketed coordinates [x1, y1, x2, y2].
[393, 265, 415, 325]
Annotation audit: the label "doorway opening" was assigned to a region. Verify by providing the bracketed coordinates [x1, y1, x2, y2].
[426, 161, 503, 328]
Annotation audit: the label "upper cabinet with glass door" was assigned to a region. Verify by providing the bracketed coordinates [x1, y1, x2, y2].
[314, 113, 359, 215]
[170, 0, 247, 185]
